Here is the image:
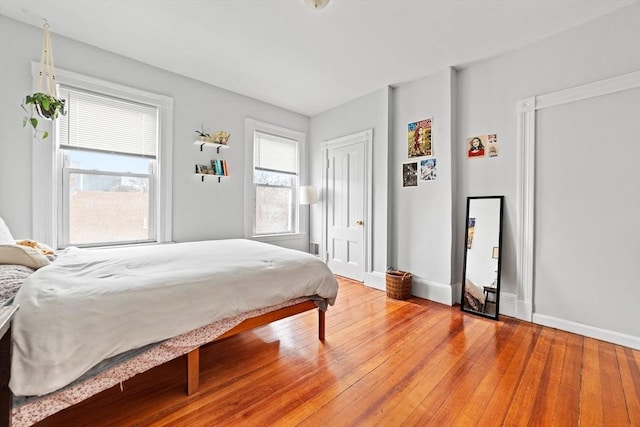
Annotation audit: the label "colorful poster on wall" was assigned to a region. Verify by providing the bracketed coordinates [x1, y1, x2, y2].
[420, 158, 437, 181]
[408, 118, 432, 158]
[402, 162, 418, 187]
[467, 217, 476, 249]
[466, 133, 499, 159]
[466, 135, 487, 158]
[487, 133, 499, 157]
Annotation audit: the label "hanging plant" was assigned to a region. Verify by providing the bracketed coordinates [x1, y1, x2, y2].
[22, 93, 66, 139]
[22, 22, 66, 139]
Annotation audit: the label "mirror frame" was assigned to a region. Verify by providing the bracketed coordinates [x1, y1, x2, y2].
[461, 195, 504, 320]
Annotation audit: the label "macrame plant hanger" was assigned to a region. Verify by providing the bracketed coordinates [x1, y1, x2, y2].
[23, 21, 65, 139]
[37, 21, 59, 100]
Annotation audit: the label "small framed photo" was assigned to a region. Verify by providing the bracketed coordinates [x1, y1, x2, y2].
[402, 162, 418, 187]
[420, 158, 437, 181]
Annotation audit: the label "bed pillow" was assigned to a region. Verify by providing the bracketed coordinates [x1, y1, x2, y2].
[0, 218, 14, 244]
[0, 244, 50, 269]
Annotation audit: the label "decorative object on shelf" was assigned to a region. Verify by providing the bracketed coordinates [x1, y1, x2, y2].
[194, 126, 230, 145]
[22, 22, 66, 139]
[304, 0, 330, 10]
[211, 130, 230, 145]
[195, 124, 211, 141]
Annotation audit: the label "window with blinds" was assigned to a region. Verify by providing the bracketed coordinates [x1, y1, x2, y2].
[253, 131, 299, 235]
[57, 85, 159, 247]
[58, 86, 158, 157]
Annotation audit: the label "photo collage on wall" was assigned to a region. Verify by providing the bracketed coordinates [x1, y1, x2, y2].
[403, 117, 437, 187]
[466, 133, 499, 159]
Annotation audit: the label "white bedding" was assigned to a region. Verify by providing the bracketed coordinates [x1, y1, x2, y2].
[10, 239, 338, 397]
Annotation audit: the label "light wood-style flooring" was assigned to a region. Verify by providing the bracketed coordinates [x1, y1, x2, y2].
[37, 277, 640, 426]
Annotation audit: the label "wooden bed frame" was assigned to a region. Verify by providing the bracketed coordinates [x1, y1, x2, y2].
[185, 300, 325, 395]
[8, 300, 325, 426]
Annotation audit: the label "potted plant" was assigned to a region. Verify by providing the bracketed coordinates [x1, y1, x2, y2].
[195, 124, 211, 142]
[22, 92, 66, 139]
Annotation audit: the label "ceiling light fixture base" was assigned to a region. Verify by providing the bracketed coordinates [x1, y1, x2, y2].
[304, 0, 330, 10]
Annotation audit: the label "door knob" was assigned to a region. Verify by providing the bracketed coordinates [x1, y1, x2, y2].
[356, 220, 364, 226]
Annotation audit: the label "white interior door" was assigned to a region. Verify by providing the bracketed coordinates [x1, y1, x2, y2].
[326, 139, 365, 281]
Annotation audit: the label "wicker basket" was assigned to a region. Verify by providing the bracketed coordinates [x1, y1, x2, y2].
[385, 270, 412, 300]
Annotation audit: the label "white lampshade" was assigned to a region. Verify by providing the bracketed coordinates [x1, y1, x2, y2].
[299, 185, 318, 205]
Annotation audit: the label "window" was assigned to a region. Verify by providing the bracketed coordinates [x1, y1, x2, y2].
[31, 65, 173, 249]
[57, 87, 158, 247]
[245, 119, 305, 238]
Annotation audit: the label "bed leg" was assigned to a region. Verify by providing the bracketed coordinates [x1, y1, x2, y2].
[186, 348, 199, 395]
[318, 309, 325, 342]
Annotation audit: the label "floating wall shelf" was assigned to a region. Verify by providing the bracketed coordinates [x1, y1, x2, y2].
[194, 140, 230, 153]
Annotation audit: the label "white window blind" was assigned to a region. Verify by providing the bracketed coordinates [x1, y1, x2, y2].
[254, 131, 298, 174]
[58, 86, 158, 158]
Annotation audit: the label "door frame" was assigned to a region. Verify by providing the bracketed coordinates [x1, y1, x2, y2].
[321, 129, 373, 280]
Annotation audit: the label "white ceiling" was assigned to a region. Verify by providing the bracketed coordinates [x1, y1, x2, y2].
[0, 0, 635, 116]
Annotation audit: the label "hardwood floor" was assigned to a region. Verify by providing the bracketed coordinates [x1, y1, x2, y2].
[37, 277, 640, 426]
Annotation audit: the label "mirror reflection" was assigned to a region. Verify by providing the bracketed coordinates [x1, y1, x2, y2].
[461, 196, 504, 320]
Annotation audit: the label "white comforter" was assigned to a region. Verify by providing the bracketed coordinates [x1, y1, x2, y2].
[10, 239, 338, 397]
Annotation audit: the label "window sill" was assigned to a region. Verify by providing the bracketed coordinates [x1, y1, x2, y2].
[250, 233, 306, 244]
[72, 240, 173, 251]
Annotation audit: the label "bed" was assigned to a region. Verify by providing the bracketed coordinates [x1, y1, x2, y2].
[0, 237, 338, 426]
[463, 278, 486, 312]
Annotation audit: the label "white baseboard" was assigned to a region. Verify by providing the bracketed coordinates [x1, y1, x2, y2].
[533, 313, 640, 350]
[495, 292, 531, 322]
[411, 277, 453, 306]
[365, 272, 453, 305]
[498, 291, 517, 318]
[367, 277, 639, 349]
[364, 271, 385, 291]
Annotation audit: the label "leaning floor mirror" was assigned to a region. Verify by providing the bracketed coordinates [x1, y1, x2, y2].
[461, 196, 504, 320]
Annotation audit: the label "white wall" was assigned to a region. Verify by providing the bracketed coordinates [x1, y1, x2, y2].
[0, 16, 309, 250]
[534, 88, 639, 339]
[455, 3, 640, 343]
[455, 3, 640, 294]
[2, 3, 639, 345]
[390, 68, 456, 304]
[309, 3, 640, 343]
[309, 88, 390, 285]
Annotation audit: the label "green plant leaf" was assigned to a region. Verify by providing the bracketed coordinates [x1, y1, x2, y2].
[30, 118, 38, 129]
[42, 131, 49, 139]
[22, 117, 28, 127]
